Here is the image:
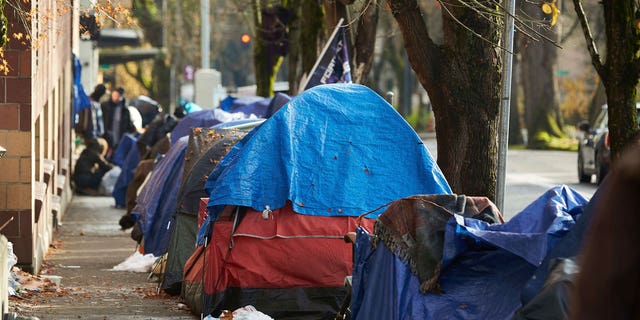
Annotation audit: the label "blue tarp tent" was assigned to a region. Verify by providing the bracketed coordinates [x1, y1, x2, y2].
[111, 134, 140, 208]
[224, 96, 272, 118]
[351, 185, 589, 320]
[199, 84, 451, 242]
[131, 137, 187, 256]
[170, 109, 262, 146]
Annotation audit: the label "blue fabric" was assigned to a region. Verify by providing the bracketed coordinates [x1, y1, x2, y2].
[204, 84, 451, 219]
[110, 134, 137, 167]
[226, 96, 272, 118]
[219, 95, 237, 111]
[72, 54, 91, 128]
[170, 110, 223, 145]
[111, 135, 140, 208]
[442, 185, 588, 267]
[519, 181, 604, 304]
[351, 186, 590, 320]
[170, 108, 261, 145]
[132, 137, 188, 256]
[265, 92, 291, 118]
[352, 228, 536, 320]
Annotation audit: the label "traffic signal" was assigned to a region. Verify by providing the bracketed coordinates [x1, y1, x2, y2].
[241, 33, 251, 44]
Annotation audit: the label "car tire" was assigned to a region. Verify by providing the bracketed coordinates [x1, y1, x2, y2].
[596, 157, 608, 185]
[578, 153, 591, 183]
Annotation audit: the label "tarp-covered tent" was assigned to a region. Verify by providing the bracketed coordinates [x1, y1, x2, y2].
[130, 95, 162, 127]
[351, 185, 589, 320]
[170, 109, 261, 146]
[220, 96, 272, 118]
[202, 83, 451, 224]
[185, 84, 452, 318]
[162, 128, 247, 293]
[184, 203, 376, 319]
[112, 134, 141, 208]
[131, 137, 188, 256]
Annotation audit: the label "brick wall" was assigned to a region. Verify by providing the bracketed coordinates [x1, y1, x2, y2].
[0, 0, 75, 273]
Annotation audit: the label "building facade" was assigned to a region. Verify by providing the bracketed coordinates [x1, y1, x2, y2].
[0, 0, 77, 273]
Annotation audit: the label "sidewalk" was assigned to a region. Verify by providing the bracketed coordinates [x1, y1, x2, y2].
[9, 196, 196, 320]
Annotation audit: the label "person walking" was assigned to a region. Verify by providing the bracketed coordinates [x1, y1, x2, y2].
[101, 87, 135, 152]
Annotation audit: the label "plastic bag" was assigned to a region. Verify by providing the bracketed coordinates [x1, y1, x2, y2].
[100, 166, 122, 195]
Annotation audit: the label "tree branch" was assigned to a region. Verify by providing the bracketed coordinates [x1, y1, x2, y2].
[572, 0, 606, 80]
[387, 0, 441, 91]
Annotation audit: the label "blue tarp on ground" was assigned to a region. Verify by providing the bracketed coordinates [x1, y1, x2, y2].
[132, 137, 187, 256]
[111, 134, 140, 208]
[351, 185, 589, 320]
[203, 84, 451, 221]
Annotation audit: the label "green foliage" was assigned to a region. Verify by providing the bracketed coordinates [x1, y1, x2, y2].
[528, 130, 578, 151]
[405, 106, 432, 132]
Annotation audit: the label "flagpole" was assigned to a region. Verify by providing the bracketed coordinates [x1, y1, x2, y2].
[298, 18, 345, 92]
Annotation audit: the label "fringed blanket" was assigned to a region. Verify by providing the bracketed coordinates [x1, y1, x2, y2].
[374, 195, 503, 294]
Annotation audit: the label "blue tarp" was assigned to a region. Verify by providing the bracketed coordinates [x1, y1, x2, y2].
[220, 96, 272, 118]
[72, 54, 91, 128]
[132, 137, 187, 256]
[110, 134, 137, 167]
[351, 186, 589, 320]
[170, 109, 262, 145]
[111, 134, 140, 208]
[204, 84, 451, 221]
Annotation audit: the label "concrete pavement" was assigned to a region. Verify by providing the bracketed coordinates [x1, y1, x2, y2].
[9, 196, 196, 320]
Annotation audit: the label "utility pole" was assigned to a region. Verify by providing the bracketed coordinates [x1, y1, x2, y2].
[201, 0, 210, 69]
[496, 0, 517, 212]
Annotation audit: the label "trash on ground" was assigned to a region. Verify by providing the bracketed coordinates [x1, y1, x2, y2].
[204, 305, 274, 320]
[112, 251, 156, 272]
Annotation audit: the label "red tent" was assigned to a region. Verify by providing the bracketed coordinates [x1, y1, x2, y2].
[183, 199, 373, 319]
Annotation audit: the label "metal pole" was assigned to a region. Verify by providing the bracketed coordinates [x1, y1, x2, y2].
[496, 0, 516, 212]
[201, 0, 210, 69]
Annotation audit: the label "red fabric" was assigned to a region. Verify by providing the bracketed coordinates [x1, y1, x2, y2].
[198, 203, 373, 294]
[198, 198, 209, 228]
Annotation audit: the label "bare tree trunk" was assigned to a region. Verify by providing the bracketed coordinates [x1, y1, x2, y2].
[602, 0, 640, 159]
[509, 49, 524, 145]
[520, 5, 565, 149]
[252, 1, 286, 97]
[389, 0, 501, 200]
[573, 0, 640, 161]
[353, 0, 379, 84]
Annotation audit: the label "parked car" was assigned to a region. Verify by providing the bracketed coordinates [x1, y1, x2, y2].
[577, 103, 640, 184]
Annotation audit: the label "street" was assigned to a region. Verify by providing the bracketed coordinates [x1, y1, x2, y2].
[423, 139, 598, 220]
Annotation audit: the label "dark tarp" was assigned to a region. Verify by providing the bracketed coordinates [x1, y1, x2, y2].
[111, 134, 140, 208]
[351, 186, 589, 320]
[130, 95, 162, 127]
[131, 137, 187, 255]
[162, 129, 247, 293]
[265, 92, 290, 117]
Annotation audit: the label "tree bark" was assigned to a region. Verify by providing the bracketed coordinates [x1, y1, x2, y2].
[353, 0, 379, 84]
[573, 0, 640, 161]
[252, 1, 286, 97]
[509, 49, 524, 145]
[390, 0, 501, 200]
[602, 0, 640, 159]
[520, 4, 565, 149]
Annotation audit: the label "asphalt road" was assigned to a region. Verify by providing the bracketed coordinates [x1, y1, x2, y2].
[423, 139, 598, 220]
